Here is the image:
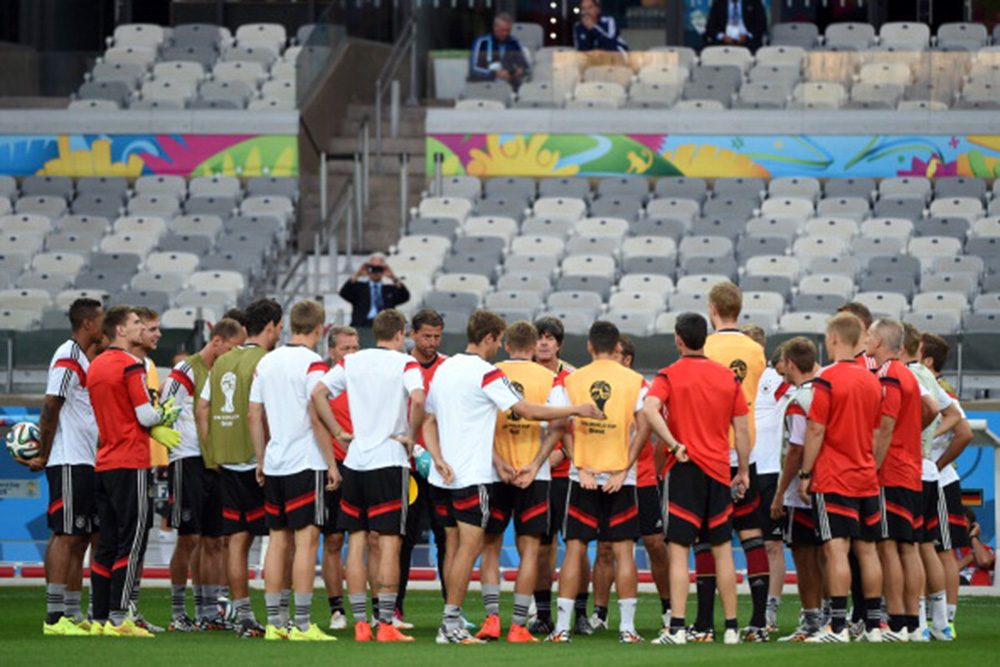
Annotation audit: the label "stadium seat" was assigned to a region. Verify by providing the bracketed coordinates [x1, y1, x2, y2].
[618, 273, 674, 295]
[779, 312, 827, 334]
[485, 290, 545, 313]
[555, 275, 612, 299]
[770, 22, 820, 49]
[538, 177, 591, 201]
[434, 273, 491, 298]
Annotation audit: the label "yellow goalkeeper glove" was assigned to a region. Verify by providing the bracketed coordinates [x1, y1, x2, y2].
[158, 397, 182, 428]
[151, 425, 181, 450]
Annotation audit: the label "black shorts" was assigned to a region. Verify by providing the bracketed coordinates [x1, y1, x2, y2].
[812, 491, 883, 542]
[220, 468, 267, 537]
[919, 480, 943, 548]
[337, 466, 409, 535]
[732, 463, 762, 533]
[430, 483, 491, 530]
[486, 480, 549, 537]
[942, 481, 970, 549]
[564, 481, 638, 544]
[542, 476, 570, 545]
[783, 506, 820, 546]
[757, 472, 783, 541]
[46, 464, 97, 535]
[168, 457, 223, 537]
[637, 484, 664, 537]
[881, 486, 922, 543]
[663, 462, 732, 546]
[265, 469, 326, 531]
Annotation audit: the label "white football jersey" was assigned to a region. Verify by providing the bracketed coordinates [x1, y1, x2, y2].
[161, 358, 199, 462]
[320, 347, 424, 471]
[753, 366, 792, 475]
[249, 345, 329, 476]
[45, 339, 98, 467]
[930, 400, 964, 487]
[426, 353, 521, 489]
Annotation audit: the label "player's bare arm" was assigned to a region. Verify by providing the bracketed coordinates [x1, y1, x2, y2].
[731, 413, 751, 498]
[798, 418, 826, 503]
[510, 399, 604, 422]
[920, 393, 940, 429]
[393, 388, 426, 454]
[931, 402, 962, 440]
[772, 444, 803, 519]
[873, 415, 895, 468]
[248, 400, 267, 486]
[603, 411, 651, 494]
[936, 414, 973, 470]
[308, 402, 341, 490]
[493, 449, 516, 484]
[515, 418, 565, 488]
[640, 395, 687, 462]
[309, 382, 352, 443]
[25, 394, 64, 471]
[421, 413, 453, 484]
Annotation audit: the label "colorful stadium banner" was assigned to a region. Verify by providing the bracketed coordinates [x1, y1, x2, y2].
[0, 134, 298, 177]
[427, 133, 1000, 180]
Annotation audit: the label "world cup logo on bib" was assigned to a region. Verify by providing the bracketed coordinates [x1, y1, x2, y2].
[589, 380, 612, 414]
[220, 372, 237, 413]
[508, 381, 525, 421]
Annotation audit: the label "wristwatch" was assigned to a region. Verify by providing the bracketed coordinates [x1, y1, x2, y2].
[798, 470, 812, 480]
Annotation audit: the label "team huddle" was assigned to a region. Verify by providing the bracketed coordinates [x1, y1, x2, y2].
[27, 280, 974, 645]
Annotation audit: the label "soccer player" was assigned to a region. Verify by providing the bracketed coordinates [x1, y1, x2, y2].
[397, 309, 448, 628]
[196, 298, 284, 638]
[249, 299, 337, 642]
[920, 332, 973, 634]
[87, 305, 180, 638]
[866, 318, 938, 642]
[548, 321, 649, 644]
[27, 299, 105, 636]
[424, 310, 600, 644]
[476, 320, 564, 643]
[900, 323, 959, 641]
[797, 312, 884, 643]
[529, 316, 586, 635]
[320, 324, 359, 631]
[769, 337, 824, 641]
[743, 325, 790, 631]
[312, 309, 424, 643]
[644, 312, 749, 646]
[590, 335, 671, 632]
[838, 302, 879, 371]
[701, 282, 769, 641]
[161, 318, 246, 631]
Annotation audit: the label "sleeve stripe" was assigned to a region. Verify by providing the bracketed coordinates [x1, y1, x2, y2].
[168, 369, 195, 394]
[404, 361, 420, 372]
[482, 368, 505, 387]
[813, 377, 832, 391]
[880, 376, 901, 386]
[124, 363, 145, 378]
[54, 358, 86, 389]
[308, 361, 330, 375]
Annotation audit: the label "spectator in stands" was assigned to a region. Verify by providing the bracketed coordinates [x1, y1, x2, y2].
[339, 253, 410, 328]
[573, 0, 628, 54]
[958, 508, 995, 586]
[469, 13, 529, 89]
[704, 0, 768, 52]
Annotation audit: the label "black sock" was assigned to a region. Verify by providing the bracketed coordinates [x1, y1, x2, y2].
[661, 598, 671, 615]
[433, 524, 448, 602]
[370, 596, 377, 620]
[830, 596, 848, 633]
[888, 614, 905, 632]
[694, 543, 715, 631]
[865, 598, 882, 632]
[595, 605, 608, 622]
[904, 614, 918, 632]
[670, 616, 685, 630]
[46, 612, 63, 625]
[328, 596, 343, 614]
[849, 552, 865, 623]
[574, 593, 588, 620]
[397, 540, 413, 616]
[534, 589, 552, 622]
[724, 618, 739, 631]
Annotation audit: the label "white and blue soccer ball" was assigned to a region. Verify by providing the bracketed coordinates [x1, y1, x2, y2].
[6, 422, 41, 460]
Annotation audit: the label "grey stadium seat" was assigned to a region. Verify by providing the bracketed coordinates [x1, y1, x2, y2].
[740, 274, 792, 301]
[655, 177, 707, 203]
[555, 275, 612, 299]
[770, 22, 820, 48]
[737, 235, 790, 259]
[691, 216, 745, 240]
[22, 175, 73, 200]
[538, 177, 592, 201]
[484, 177, 536, 201]
[632, 217, 685, 241]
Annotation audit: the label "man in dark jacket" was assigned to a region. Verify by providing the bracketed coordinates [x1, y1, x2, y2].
[469, 13, 529, 89]
[704, 0, 768, 52]
[339, 253, 410, 328]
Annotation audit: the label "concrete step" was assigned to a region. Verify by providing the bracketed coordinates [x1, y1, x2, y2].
[328, 136, 425, 155]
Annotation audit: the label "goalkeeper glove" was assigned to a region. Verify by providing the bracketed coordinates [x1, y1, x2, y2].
[151, 425, 181, 450]
[158, 397, 182, 428]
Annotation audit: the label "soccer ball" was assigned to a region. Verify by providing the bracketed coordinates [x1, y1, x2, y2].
[6, 422, 41, 460]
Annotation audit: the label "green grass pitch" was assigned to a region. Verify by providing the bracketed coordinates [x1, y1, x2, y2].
[1, 587, 997, 666]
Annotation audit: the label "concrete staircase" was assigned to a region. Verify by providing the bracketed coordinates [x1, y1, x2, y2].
[325, 103, 428, 254]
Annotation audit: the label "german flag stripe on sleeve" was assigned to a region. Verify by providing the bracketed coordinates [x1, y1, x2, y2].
[308, 361, 329, 375]
[482, 368, 504, 387]
[168, 369, 195, 394]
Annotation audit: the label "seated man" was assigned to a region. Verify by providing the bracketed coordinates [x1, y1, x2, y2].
[704, 0, 767, 52]
[469, 13, 528, 89]
[573, 0, 627, 54]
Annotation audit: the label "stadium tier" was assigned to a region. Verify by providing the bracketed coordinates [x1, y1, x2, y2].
[0, 174, 297, 331]
[71, 22, 312, 110]
[397, 175, 1000, 339]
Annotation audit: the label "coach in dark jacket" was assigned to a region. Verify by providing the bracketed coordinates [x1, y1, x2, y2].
[704, 0, 768, 52]
[339, 253, 410, 327]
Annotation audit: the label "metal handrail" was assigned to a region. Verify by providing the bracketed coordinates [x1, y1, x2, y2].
[375, 14, 418, 173]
